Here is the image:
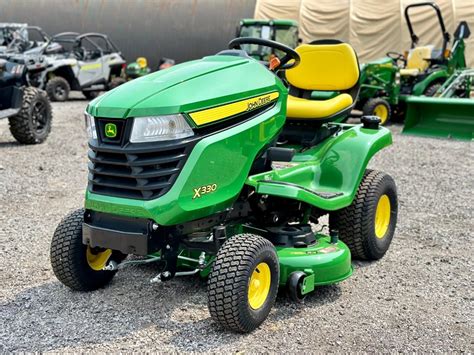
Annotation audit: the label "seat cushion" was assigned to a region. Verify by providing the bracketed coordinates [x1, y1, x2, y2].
[400, 68, 420, 76]
[287, 93, 353, 119]
[286, 43, 359, 91]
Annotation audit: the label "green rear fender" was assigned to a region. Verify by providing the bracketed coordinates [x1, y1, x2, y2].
[412, 70, 448, 96]
[246, 125, 392, 211]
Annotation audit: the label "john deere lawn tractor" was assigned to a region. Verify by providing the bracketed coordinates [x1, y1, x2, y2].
[357, 2, 470, 124]
[50, 38, 398, 332]
[237, 19, 300, 60]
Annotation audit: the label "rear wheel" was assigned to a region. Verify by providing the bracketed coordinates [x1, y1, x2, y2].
[50, 208, 124, 291]
[423, 83, 442, 97]
[46, 76, 70, 101]
[207, 234, 279, 333]
[330, 170, 398, 260]
[108, 77, 126, 90]
[83, 91, 101, 100]
[8, 87, 52, 144]
[363, 98, 391, 125]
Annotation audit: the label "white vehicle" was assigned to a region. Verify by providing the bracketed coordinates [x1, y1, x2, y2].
[29, 32, 126, 101]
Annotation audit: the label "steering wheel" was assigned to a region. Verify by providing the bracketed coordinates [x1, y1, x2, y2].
[228, 37, 300, 70]
[386, 51, 406, 64]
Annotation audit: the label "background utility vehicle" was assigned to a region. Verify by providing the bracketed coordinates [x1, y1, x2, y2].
[356, 2, 470, 124]
[51, 37, 398, 333]
[31, 32, 126, 101]
[0, 55, 52, 144]
[0, 23, 50, 54]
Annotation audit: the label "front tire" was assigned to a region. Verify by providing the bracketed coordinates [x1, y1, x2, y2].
[207, 234, 279, 333]
[46, 76, 70, 101]
[50, 209, 122, 291]
[330, 170, 398, 260]
[363, 98, 391, 125]
[8, 87, 52, 144]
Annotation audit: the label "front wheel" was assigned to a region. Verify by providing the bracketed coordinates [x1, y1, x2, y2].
[8, 87, 52, 144]
[50, 209, 124, 291]
[46, 76, 70, 101]
[207, 234, 279, 333]
[362, 98, 391, 125]
[330, 170, 398, 260]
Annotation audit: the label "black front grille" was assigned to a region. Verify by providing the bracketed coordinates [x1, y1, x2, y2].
[88, 139, 193, 200]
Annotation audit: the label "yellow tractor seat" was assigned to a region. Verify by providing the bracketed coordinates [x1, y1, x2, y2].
[287, 93, 353, 119]
[285, 41, 360, 121]
[400, 46, 433, 76]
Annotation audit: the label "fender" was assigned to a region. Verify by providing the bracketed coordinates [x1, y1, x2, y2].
[412, 70, 448, 96]
[246, 124, 392, 211]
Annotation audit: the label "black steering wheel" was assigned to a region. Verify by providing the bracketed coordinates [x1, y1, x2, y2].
[386, 51, 406, 65]
[228, 37, 300, 70]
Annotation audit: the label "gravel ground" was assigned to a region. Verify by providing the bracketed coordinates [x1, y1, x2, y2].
[0, 95, 472, 352]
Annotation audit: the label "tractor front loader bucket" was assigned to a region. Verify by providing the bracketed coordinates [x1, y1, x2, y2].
[402, 96, 474, 140]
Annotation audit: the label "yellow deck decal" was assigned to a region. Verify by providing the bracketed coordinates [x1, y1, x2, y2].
[189, 92, 279, 126]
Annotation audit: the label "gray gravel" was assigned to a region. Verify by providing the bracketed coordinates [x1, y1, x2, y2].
[0, 96, 473, 352]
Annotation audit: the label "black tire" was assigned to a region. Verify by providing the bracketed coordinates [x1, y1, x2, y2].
[287, 271, 307, 303]
[423, 83, 442, 97]
[330, 170, 398, 260]
[208, 234, 279, 333]
[83, 91, 100, 100]
[362, 98, 391, 125]
[108, 77, 126, 90]
[46, 76, 70, 101]
[50, 208, 120, 291]
[8, 87, 52, 144]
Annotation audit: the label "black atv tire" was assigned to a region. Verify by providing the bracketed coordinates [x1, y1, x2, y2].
[46, 76, 70, 101]
[362, 98, 391, 125]
[108, 77, 126, 90]
[51, 208, 122, 291]
[8, 87, 52, 144]
[83, 91, 101, 100]
[423, 83, 442, 97]
[329, 170, 398, 260]
[208, 234, 279, 333]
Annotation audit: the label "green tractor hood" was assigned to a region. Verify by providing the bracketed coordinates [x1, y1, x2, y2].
[87, 55, 282, 120]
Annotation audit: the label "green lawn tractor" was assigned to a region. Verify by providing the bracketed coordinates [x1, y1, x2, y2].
[124, 57, 151, 81]
[0, 56, 52, 144]
[50, 38, 398, 332]
[357, 2, 470, 125]
[403, 68, 474, 140]
[237, 19, 300, 61]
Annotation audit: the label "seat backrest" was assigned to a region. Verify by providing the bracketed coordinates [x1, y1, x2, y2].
[406, 46, 433, 71]
[285, 42, 359, 92]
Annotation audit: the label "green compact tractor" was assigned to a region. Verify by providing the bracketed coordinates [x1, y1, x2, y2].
[237, 19, 300, 61]
[0, 56, 52, 144]
[357, 2, 470, 124]
[50, 38, 398, 332]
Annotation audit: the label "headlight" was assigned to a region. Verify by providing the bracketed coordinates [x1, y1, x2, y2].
[130, 114, 194, 143]
[84, 112, 97, 139]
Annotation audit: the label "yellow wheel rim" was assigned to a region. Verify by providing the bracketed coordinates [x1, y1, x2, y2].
[86, 247, 112, 271]
[375, 194, 391, 239]
[248, 262, 271, 310]
[373, 104, 389, 124]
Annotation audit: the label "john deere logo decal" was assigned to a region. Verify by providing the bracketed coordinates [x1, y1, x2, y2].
[105, 123, 117, 138]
